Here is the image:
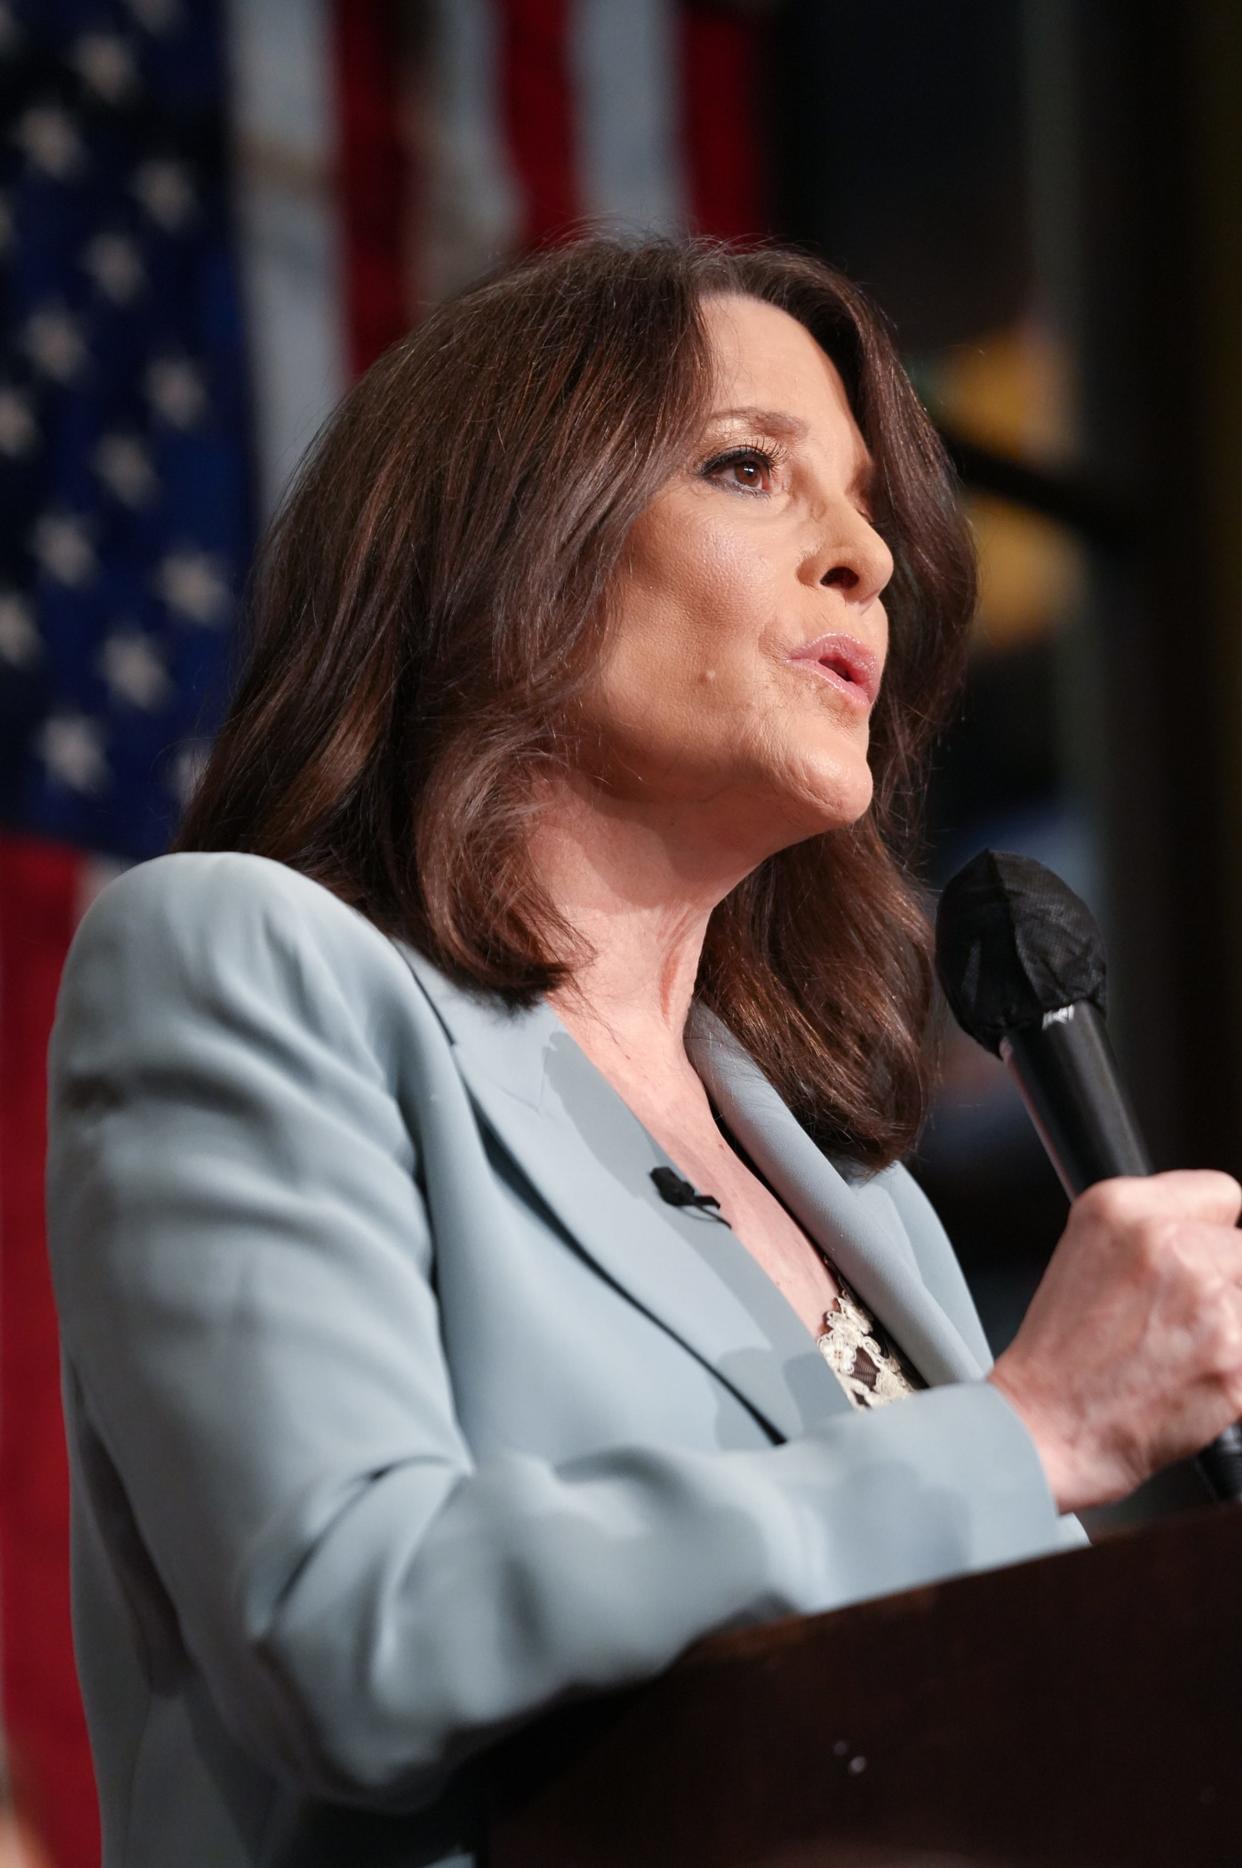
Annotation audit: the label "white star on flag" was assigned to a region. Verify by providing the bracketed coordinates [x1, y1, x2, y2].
[94, 433, 158, 506]
[33, 513, 97, 587]
[169, 737, 210, 807]
[98, 629, 172, 709]
[0, 592, 40, 666]
[145, 356, 206, 427]
[38, 713, 110, 794]
[82, 230, 147, 304]
[13, 104, 84, 180]
[132, 158, 198, 232]
[154, 548, 231, 624]
[24, 304, 88, 383]
[0, 385, 37, 457]
[71, 32, 139, 103]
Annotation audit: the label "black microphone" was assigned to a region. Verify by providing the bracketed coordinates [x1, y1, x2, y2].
[935, 848, 1242, 1506]
[650, 1166, 730, 1224]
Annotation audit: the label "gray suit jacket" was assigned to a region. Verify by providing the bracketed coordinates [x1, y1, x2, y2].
[45, 851, 1087, 1867]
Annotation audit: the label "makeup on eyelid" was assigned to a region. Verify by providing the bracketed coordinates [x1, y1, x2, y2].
[697, 427, 883, 533]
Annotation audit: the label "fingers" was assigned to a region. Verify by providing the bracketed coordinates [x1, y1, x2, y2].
[1150, 1169, 1242, 1225]
[1076, 1169, 1242, 1231]
[997, 1166, 1242, 1512]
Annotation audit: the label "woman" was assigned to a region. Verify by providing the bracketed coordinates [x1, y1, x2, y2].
[45, 234, 1242, 1867]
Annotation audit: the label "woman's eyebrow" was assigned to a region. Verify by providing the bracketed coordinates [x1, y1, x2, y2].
[706, 405, 878, 499]
[707, 404, 809, 440]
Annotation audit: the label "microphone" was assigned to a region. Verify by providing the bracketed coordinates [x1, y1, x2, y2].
[935, 848, 1242, 1506]
[650, 1166, 730, 1225]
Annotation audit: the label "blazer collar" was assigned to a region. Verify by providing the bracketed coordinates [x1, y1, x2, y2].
[391, 943, 984, 1444]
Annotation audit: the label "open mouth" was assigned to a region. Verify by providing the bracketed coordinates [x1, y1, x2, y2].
[820, 648, 863, 687]
[786, 634, 878, 710]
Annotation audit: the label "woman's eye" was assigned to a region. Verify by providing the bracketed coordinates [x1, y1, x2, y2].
[702, 446, 780, 495]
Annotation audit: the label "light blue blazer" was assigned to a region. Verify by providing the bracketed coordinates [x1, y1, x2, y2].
[45, 850, 1087, 1867]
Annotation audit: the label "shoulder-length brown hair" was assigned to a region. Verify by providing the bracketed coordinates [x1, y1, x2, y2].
[171, 231, 976, 1170]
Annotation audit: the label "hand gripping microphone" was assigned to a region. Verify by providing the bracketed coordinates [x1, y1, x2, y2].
[934, 848, 1242, 1506]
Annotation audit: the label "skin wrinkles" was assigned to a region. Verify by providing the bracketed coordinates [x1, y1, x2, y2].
[534, 292, 895, 1074]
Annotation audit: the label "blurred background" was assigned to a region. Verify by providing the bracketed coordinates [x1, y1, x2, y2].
[1, 1, 1240, 1860]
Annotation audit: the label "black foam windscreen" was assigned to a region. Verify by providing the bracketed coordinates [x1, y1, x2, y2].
[934, 850, 1107, 1056]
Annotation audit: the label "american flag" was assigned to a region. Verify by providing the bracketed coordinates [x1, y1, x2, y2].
[0, 2, 769, 1859]
[0, 0, 251, 865]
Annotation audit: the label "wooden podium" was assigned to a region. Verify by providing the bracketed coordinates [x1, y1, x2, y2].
[487, 1503, 1242, 1866]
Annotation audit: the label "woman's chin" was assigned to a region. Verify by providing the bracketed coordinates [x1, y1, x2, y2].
[780, 760, 874, 836]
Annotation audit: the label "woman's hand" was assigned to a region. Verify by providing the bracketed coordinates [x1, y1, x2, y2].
[987, 1169, 1242, 1514]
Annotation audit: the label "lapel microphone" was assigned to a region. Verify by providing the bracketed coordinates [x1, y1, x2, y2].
[650, 1166, 731, 1225]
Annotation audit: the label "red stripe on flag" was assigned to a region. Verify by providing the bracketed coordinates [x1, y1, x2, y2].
[0, 832, 99, 1868]
[679, 1, 768, 241]
[499, 0, 579, 249]
[332, 0, 415, 375]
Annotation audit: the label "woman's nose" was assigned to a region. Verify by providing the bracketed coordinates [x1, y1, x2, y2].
[812, 512, 894, 607]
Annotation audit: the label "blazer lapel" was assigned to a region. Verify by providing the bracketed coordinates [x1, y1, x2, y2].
[392, 945, 982, 1446]
[684, 1005, 986, 1388]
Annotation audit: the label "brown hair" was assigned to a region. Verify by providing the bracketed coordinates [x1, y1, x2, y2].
[171, 231, 976, 1170]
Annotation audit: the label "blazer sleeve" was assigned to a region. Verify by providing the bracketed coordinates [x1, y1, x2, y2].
[46, 851, 1074, 1815]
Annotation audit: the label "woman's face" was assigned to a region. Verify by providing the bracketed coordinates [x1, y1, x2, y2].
[578, 293, 894, 857]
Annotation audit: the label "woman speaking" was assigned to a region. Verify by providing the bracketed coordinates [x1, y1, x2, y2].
[45, 233, 1242, 1867]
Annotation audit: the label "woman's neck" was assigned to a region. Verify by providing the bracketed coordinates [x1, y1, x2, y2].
[529, 771, 754, 1081]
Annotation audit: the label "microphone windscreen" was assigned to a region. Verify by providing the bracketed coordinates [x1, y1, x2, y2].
[935, 849, 1107, 1056]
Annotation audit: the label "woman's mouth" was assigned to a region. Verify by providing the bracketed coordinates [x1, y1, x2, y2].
[785, 633, 879, 711]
